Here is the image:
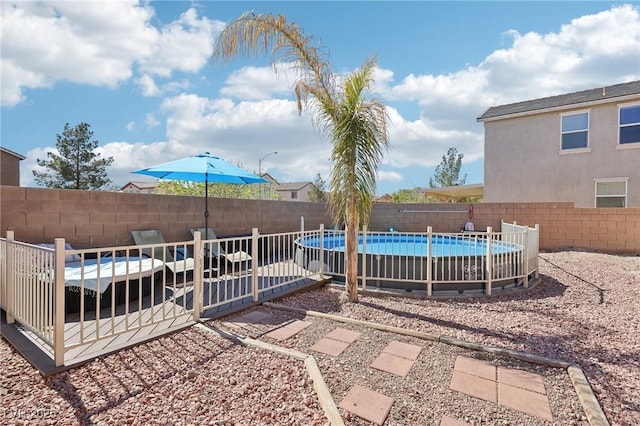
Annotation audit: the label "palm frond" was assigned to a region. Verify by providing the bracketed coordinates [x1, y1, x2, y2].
[212, 12, 334, 114]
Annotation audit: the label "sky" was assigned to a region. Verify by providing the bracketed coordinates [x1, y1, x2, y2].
[2, 1, 639, 196]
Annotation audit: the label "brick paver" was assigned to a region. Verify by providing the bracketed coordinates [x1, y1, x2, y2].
[311, 337, 351, 356]
[499, 383, 553, 421]
[339, 385, 394, 425]
[382, 340, 422, 360]
[498, 366, 547, 394]
[224, 309, 272, 329]
[454, 356, 495, 380]
[324, 327, 361, 343]
[450, 356, 553, 421]
[450, 370, 497, 403]
[310, 327, 361, 356]
[264, 320, 312, 340]
[370, 351, 416, 377]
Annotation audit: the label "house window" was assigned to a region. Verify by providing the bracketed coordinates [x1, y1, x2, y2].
[291, 191, 298, 199]
[619, 104, 640, 145]
[595, 179, 627, 208]
[561, 112, 589, 150]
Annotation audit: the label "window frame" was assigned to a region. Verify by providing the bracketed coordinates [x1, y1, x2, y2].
[594, 178, 628, 208]
[617, 102, 640, 149]
[560, 110, 590, 151]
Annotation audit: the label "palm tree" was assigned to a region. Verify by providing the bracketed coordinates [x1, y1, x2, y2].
[212, 12, 389, 302]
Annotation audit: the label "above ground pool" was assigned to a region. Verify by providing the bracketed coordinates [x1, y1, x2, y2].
[295, 231, 529, 295]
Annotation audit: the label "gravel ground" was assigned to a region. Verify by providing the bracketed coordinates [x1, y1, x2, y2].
[2, 250, 638, 425]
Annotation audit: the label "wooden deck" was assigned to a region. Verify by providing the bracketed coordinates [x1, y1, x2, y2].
[2, 262, 330, 376]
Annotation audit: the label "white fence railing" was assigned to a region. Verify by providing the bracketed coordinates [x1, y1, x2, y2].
[0, 227, 326, 366]
[294, 222, 539, 296]
[501, 220, 540, 282]
[1, 222, 538, 366]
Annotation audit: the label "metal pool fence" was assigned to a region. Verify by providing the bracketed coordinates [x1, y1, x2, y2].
[293, 221, 539, 296]
[1, 221, 537, 367]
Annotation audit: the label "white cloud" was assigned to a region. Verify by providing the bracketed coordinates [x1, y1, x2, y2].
[145, 113, 160, 128]
[137, 8, 222, 77]
[377, 170, 403, 183]
[157, 93, 329, 180]
[220, 63, 300, 100]
[0, 2, 221, 107]
[479, 4, 639, 103]
[136, 73, 192, 97]
[382, 4, 639, 110]
[136, 74, 160, 97]
[13, 3, 640, 195]
[145, 4, 639, 190]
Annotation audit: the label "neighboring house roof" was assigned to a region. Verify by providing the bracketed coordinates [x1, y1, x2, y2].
[0, 146, 26, 160]
[419, 183, 484, 200]
[259, 172, 278, 184]
[477, 80, 640, 121]
[120, 181, 159, 191]
[277, 182, 312, 191]
[374, 194, 393, 203]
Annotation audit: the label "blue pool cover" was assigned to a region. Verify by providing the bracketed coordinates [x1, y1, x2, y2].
[297, 233, 518, 257]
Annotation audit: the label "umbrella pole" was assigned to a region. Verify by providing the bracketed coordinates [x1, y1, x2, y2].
[204, 176, 209, 237]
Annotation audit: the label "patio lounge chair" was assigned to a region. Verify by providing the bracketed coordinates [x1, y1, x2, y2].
[39, 242, 165, 313]
[190, 228, 252, 265]
[130, 230, 195, 275]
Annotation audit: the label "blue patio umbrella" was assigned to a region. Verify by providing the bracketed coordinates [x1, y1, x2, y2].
[132, 152, 267, 233]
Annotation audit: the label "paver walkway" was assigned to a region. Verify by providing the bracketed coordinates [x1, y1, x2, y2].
[449, 355, 552, 422]
[311, 328, 361, 356]
[220, 308, 556, 425]
[370, 340, 422, 378]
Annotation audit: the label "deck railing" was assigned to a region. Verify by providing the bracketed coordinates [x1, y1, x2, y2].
[1, 227, 326, 366]
[299, 221, 539, 296]
[1, 222, 538, 366]
[2, 236, 57, 348]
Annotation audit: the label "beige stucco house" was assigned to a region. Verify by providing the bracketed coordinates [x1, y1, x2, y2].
[276, 181, 313, 202]
[478, 81, 640, 208]
[0, 147, 26, 186]
[120, 181, 163, 194]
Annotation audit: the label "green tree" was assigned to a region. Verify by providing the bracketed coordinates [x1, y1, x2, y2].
[391, 188, 423, 203]
[33, 122, 114, 190]
[428, 147, 467, 188]
[213, 12, 389, 302]
[158, 180, 279, 200]
[308, 173, 327, 202]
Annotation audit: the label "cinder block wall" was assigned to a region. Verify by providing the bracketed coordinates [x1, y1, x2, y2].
[370, 201, 640, 253]
[1, 186, 639, 254]
[0, 186, 332, 247]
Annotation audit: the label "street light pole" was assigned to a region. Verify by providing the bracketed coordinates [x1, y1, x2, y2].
[258, 151, 278, 199]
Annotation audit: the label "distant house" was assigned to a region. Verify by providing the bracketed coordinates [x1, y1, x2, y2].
[120, 181, 162, 194]
[478, 80, 640, 208]
[0, 147, 26, 186]
[276, 181, 313, 202]
[374, 194, 393, 203]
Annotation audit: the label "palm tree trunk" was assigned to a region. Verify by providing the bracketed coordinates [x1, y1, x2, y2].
[345, 223, 359, 302]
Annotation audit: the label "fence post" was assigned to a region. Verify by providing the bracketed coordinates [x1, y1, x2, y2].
[426, 226, 432, 296]
[485, 227, 493, 296]
[534, 224, 540, 279]
[193, 231, 202, 321]
[252, 228, 260, 302]
[319, 224, 325, 278]
[524, 226, 529, 288]
[361, 225, 367, 291]
[6, 231, 15, 324]
[54, 238, 65, 367]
